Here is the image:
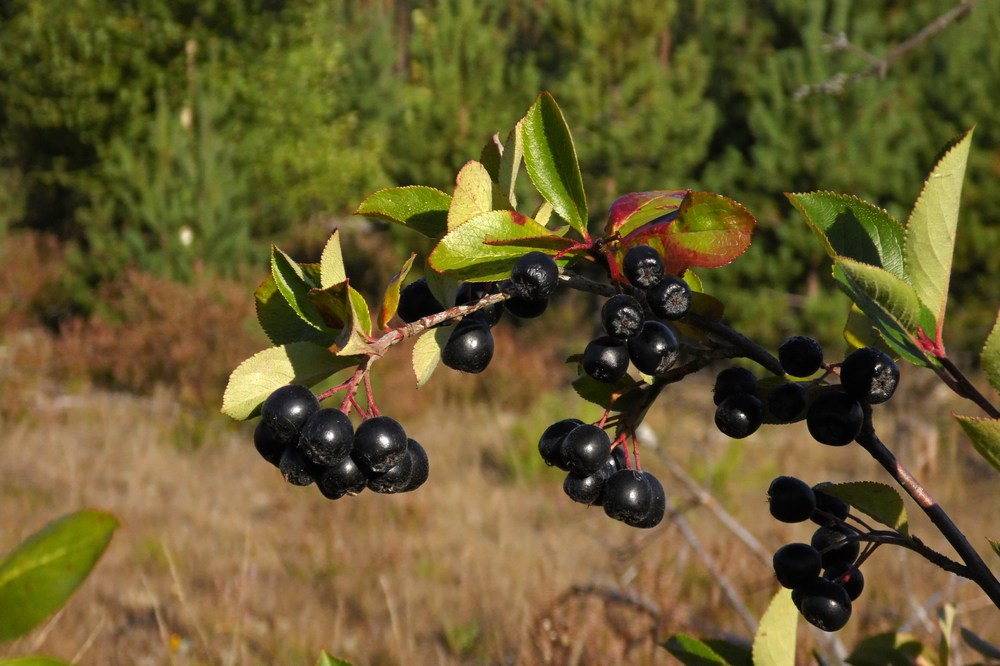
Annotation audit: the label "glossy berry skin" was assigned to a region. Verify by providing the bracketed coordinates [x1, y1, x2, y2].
[278, 446, 319, 486]
[713, 367, 758, 406]
[538, 419, 583, 470]
[402, 439, 430, 492]
[503, 293, 549, 319]
[714, 393, 764, 439]
[811, 524, 861, 569]
[840, 347, 900, 404]
[455, 282, 503, 327]
[778, 336, 824, 378]
[806, 391, 863, 446]
[811, 484, 851, 525]
[773, 542, 822, 589]
[768, 381, 807, 422]
[798, 578, 852, 631]
[261, 384, 320, 445]
[633, 472, 666, 528]
[367, 446, 414, 494]
[253, 422, 286, 467]
[353, 415, 408, 473]
[824, 561, 865, 601]
[442, 317, 494, 373]
[582, 335, 630, 384]
[602, 294, 645, 339]
[646, 274, 692, 320]
[603, 470, 665, 528]
[509, 251, 559, 301]
[767, 476, 816, 523]
[298, 408, 354, 466]
[560, 424, 612, 476]
[316, 454, 367, 499]
[564, 464, 614, 505]
[627, 321, 679, 375]
[622, 245, 664, 289]
[397, 277, 445, 323]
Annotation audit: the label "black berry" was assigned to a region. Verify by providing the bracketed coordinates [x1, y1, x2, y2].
[316, 454, 368, 499]
[509, 251, 559, 301]
[503, 293, 549, 319]
[811, 483, 850, 526]
[840, 347, 900, 404]
[563, 465, 613, 505]
[767, 381, 807, 422]
[401, 439, 430, 492]
[538, 419, 583, 470]
[778, 336, 824, 378]
[622, 245, 665, 289]
[455, 282, 504, 327]
[397, 277, 445, 323]
[806, 391, 863, 446]
[773, 543, 822, 589]
[560, 424, 612, 476]
[713, 367, 758, 406]
[353, 415, 408, 473]
[602, 294, 645, 339]
[811, 524, 861, 569]
[714, 393, 764, 439]
[633, 472, 666, 528]
[253, 421, 286, 467]
[797, 578, 852, 631]
[367, 446, 414, 494]
[582, 335, 630, 384]
[603, 469, 665, 528]
[767, 476, 816, 523]
[627, 321, 679, 375]
[442, 316, 494, 373]
[298, 408, 354, 466]
[646, 274, 692, 320]
[261, 384, 320, 445]
[278, 446, 319, 486]
[823, 561, 865, 601]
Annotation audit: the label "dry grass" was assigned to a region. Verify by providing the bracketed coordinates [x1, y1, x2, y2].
[1, 326, 999, 665]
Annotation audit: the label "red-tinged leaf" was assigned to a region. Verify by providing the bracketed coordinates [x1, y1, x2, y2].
[617, 192, 755, 275]
[378, 253, 417, 330]
[604, 190, 689, 237]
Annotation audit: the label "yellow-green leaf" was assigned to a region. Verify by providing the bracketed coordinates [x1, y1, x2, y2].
[320, 229, 347, 288]
[752, 588, 797, 666]
[982, 310, 1000, 395]
[447, 161, 499, 231]
[955, 416, 1000, 475]
[820, 481, 909, 537]
[355, 186, 451, 239]
[0, 657, 72, 666]
[411, 327, 450, 388]
[378, 254, 416, 330]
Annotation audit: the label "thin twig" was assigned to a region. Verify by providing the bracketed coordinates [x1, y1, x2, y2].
[940, 355, 1000, 418]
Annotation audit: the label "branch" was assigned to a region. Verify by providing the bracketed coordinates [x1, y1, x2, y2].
[939, 355, 1000, 418]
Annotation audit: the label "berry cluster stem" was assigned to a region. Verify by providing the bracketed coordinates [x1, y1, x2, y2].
[938, 355, 1000, 418]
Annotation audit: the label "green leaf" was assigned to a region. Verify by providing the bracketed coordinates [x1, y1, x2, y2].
[982, 310, 1000, 395]
[521, 92, 588, 236]
[499, 122, 524, 209]
[255, 273, 337, 347]
[938, 604, 955, 666]
[0, 657, 72, 666]
[604, 190, 688, 238]
[378, 253, 416, 330]
[447, 161, 503, 231]
[424, 268, 461, 314]
[962, 627, 1000, 660]
[617, 192, 755, 275]
[842, 304, 894, 356]
[702, 639, 751, 666]
[412, 327, 450, 388]
[751, 588, 797, 666]
[833, 258, 936, 367]
[989, 539, 1000, 559]
[221, 342, 360, 420]
[316, 651, 356, 666]
[904, 128, 974, 345]
[272, 246, 326, 330]
[355, 186, 451, 239]
[954, 416, 1000, 475]
[786, 192, 905, 279]
[819, 481, 909, 537]
[428, 210, 574, 281]
[320, 229, 347, 288]
[846, 632, 929, 666]
[662, 634, 730, 665]
[571, 372, 642, 412]
[0, 510, 119, 642]
[479, 132, 502, 182]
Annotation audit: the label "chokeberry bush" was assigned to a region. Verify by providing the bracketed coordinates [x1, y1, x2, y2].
[221, 93, 1000, 663]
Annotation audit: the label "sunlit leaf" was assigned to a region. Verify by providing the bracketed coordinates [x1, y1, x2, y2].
[378, 254, 417, 330]
[820, 481, 909, 537]
[661, 634, 730, 665]
[954, 416, 1000, 475]
[938, 604, 955, 666]
[412, 328, 451, 388]
[982, 310, 1000, 395]
[0, 657, 72, 666]
[271, 246, 326, 330]
[355, 186, 451, 239]
[255, 273, 337, 346]
[448, 161, 502, 231]
[752, 588, 797, 666]
[604, 190, 688, 238]
[316, 651, 356, 666]
[499, 122, 524, 208]
[0, 511, 119, 642]
[521, 92, 588, 237]
[479, 132, 502, 182]
[320, 229, 347, 288]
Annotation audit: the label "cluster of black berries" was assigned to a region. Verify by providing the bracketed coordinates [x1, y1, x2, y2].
[712, 337, 900, 444]
[537, 418, 665, 528]
[253, 385, 428, 498]
[582, 245, 691, 384]
[767, 476, 866, 632]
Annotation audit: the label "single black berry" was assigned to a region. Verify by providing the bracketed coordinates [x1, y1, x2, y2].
[840, 347, 900, 404]
[646, 274, 692, 320]
[767, 381, 807, 422]
[278, 446, 319, 486]
[367, 446, 414, 494]
[538, 419, 583, 470]
[773, 543, 823, 589]
[778, 336, 824, 378]
[602, 294, 645, 339]
[797, 578, 853, 631]
[806, 391, 863, 446]
[767, 476, 816, 523]
[401, 438, 430, 492]
[353, 415, 408, 473]
[627, 321, 679, 375]
[261, 384, 320, 445]
[397, 277, 445, 323]
[823, 561, 865, 601]
[560, 424, 612, 476]
[564, 465, 613, 505]
[503, 293, 549, 319]
[509, 251, 559, 301]
[298, 408, 354, 466]
[603, 470, 653, 525]
[622, 245, 665, 289]
[713, 367, 758, 406]
[582, 335, 630, 384]
[254, 421, 286, 467]
[811, 524, 861, 569]
[811, 483, 851, 526]
[442, 317, 494, 373]
[455, 282, 504, 327]
[714, 393, 764, 439]
[633, 472, 666, 528]
[316, 454, 368, 499]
